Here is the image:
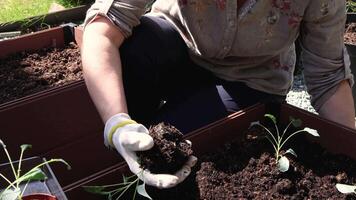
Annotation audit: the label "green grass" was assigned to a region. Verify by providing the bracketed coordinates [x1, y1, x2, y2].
[0, 0, 84, 23]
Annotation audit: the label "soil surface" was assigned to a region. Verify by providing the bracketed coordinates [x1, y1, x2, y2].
[0, 42, 82, 104]
[143, 126, 356, 200]
[345, 23, 356, 45]
[137, 123, 193, 174]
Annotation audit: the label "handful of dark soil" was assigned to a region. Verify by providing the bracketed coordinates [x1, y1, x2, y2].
[137, 123, 193, 174]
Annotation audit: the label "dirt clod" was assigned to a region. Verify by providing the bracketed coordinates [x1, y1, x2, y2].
[137, 123, 193, 174]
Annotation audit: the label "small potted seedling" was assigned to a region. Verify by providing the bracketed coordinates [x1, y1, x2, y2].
[84, 122, 193, 200]
[250, 114, 320, 172]
[0, 139, 70, 200]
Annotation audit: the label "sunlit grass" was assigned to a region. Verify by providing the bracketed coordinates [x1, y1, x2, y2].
[0, 0, 84, 23]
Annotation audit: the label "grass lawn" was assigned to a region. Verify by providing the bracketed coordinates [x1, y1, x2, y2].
[0, 0, 84, 23]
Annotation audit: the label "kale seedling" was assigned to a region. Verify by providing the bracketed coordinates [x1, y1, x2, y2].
[336, 183, 356, 195]
[250, 114, 320, 172]
[0, 139, 70, 200]
[83, 171, 152, 200]
[347, 0, 356, 13]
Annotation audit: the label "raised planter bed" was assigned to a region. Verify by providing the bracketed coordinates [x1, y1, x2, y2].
[0, 26, 123, 190]
[62, 103, 356, 199]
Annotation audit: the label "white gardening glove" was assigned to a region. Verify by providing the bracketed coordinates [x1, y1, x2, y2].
[104, 113, 197, 189]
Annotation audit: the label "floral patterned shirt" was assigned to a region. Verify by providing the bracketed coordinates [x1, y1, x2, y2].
[84, 0, 353, 111]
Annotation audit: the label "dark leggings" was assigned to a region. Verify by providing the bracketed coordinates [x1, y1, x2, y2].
[120, 16, 285, 134]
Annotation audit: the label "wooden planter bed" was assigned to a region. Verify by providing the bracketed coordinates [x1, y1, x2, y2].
[0, 26, 123, 190]
[62, 103, 356, 199]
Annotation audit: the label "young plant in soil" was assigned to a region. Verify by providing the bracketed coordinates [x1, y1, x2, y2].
[83, 172, 152, 200]
[84, 122, 193, 200]
[347, 0, 356, 13]
[250, 114, 320, 172]
[0, 139, 70, 200]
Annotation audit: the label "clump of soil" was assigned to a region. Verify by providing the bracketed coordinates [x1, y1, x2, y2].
[137, 123, 193, 174]
[345, 23, 356, 45]
[0, 42, 83, 104]
[144, 126, 356, 199]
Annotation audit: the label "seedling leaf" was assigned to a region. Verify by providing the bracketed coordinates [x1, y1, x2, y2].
[20, 144, 31, 152]
[137, 183, 152, 200]
[285, 148, 297, 157]
[264, 114, 276, 124]
[336, 183, 356, 194]
[303, 127, 320, 137]
[277, 156, 290, 172]
[289, 117, 302, 127]
[0, 188, 20, 200]
[82, 186, 110, 195]
[15, 168, 46, 184]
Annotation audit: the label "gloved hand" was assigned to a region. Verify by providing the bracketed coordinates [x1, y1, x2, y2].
[104, 113, 197, 189]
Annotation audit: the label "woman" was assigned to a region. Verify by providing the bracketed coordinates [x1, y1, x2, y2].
[81, 0, 355, 188]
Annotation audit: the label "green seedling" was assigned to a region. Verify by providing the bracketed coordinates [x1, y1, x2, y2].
[0, 139, 70, 200]
[83, 171, 152, 200]
[250, 114, 320, 172]
[347, 0, 356, 13]
[336, 183, 356, 195]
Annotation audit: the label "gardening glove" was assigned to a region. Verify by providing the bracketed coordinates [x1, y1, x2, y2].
[104, 113, 197, 189]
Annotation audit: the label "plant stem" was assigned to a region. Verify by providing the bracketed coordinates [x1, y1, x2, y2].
[279, 130, 305, 150]
[132, 178, 140, 200]
[2, 145, 18, 180]
[16, 147, 26, 188]
[115, 177, 139, 200]
[280, 120, 294, 144]
[19, 180, 30, 198]
[0, 173, 16, 189]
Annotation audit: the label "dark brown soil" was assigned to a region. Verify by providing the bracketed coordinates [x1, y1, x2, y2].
[137, 123, 193, 174]
[345, 23, 356, 45]
[143, 126, 356, 200]
[0, 42, 83, 104]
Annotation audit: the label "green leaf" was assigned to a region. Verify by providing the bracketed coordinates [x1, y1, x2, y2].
[289, 117, 302, 127]
[82, 186, 110, 195]
[277, 156, 290, 172]
[15, 168, 46, 184]
[136, 183, 152, 200]
[0, 188, 21, 200]
[264, 114, 276, 124]
[20, 144, 32, 152]
[336, 183, 356, 194]
[285, 148, 297, 158]
[303, 127, 320, 137]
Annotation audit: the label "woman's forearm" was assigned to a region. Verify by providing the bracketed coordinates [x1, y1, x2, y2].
[81, 17, 127, 122]
[318, 80, 355, 129]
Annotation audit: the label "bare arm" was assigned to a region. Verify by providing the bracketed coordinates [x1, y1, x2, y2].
[319, 80, 355, 129]
[81, 17, 127, 122]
